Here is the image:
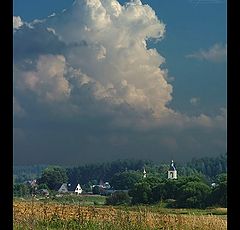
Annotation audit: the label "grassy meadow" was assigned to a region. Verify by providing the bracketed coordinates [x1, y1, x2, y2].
[13, 196, 227, 230]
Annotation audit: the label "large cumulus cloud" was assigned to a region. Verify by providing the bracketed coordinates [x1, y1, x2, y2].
[13, 0, 226, 165]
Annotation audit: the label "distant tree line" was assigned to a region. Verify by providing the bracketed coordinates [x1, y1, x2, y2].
[14, 153, 226, 185]
[186, 153, 227, 178]
[13, 164, 49, 184]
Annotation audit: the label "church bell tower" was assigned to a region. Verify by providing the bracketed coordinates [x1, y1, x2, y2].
[167, 160, 177, 179]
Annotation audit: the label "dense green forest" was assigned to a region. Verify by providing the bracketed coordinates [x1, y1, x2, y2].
[14, 153, 227, 184]
[186, 153, 227, 178]
[13, 164, 49, 184]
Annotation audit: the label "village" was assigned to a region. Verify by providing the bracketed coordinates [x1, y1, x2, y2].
[25, 160, 178, 199]
[14, 154, 226, 210]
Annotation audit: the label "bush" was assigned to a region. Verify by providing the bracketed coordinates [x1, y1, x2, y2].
[13, 183, 31, 197]
[176, 181, 211, 208]
[209, 181, 227, 207]
[106, 191, 131, 205]
[92, 186, 101, 195]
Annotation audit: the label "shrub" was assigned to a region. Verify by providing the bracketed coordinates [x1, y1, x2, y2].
[106, 191, 131, 205]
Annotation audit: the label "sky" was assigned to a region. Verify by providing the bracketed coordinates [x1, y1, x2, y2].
[13, 0, 227, 166]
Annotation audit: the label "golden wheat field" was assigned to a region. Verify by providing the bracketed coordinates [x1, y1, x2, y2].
[13, 200, 227, 230]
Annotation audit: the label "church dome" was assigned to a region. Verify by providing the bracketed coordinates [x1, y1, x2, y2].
[169, 160, 176, 171]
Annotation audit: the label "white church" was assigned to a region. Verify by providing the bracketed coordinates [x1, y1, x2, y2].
[142, 160, 177, 179]
[167, 160, 177, 179]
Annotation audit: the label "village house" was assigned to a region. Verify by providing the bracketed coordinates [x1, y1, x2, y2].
[68, 183, 83, 195]
[92, 181, 113, 195]
[57, 183, 83, 194]
[58, 183, 69, 193]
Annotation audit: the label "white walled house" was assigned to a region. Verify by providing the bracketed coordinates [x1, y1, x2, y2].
[74, 184, 83, 194]
[92, 181, 112, 195]
[167, 160, 177, 179]
[68, 183, 83, 195]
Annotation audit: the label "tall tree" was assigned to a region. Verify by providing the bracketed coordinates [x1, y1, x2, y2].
[176, 181, 211, 208]
[110, 171, 142, 190]
[37, 166, 68, 190]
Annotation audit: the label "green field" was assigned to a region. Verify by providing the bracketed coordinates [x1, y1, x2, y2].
[14, 194, 106, 205]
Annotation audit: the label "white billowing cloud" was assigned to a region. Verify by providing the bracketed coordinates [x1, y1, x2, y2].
[13, 16, 23, 30]
[14, 0, 171, 120]
[16, 55, 70, 102]
[13, 0, 226, 126]
[13, 0, 226, 164]
[186, 43, 226, 62]
[49, 0, 165, 46]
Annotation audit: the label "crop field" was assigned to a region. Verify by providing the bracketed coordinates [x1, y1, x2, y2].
[13, 200, 227, 230]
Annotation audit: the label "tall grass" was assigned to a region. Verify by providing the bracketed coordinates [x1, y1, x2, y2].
[13, 200, 227, 230]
